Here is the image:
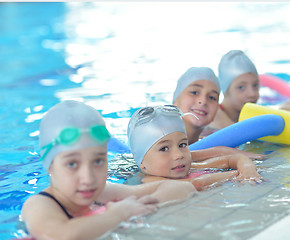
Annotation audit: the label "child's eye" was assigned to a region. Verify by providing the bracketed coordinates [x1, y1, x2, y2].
[253, 83, 259, 89]
[208, 95, 217, 101]
[94, 159, 105, 166]
[160, 146, 169, 152]
[190, 91, 198, 95]
[179, 142, 188, 148]
[66, 161, 78, 169]
[237, 85, 245, 90]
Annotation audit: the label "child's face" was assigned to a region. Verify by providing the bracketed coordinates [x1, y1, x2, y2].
[50, 146, 108, 207]
[174, 80, 219, 128]
[141, 132, 191, 179]
[225, 73, 259, 112]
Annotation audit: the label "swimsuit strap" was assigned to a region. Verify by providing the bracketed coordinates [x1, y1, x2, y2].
[38, 191, 73, 219]
[219, 104, 225, 112]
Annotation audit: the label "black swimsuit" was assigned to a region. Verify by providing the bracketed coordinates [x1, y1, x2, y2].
[38, 191, 73, 219]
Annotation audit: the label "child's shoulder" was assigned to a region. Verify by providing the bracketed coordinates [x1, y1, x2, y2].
[22, 191, 63, 220]
[22, 192, 49, 214]
[209, 108, 233, 129]
[141, 173, 207, 183]
[141, 176, 168, 183]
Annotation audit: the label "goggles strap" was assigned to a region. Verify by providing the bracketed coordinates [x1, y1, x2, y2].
[39, 142, 55, 162]
[183, 112, 199, 120]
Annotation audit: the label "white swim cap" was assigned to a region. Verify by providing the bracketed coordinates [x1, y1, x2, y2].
[39, 100, 110, 170]
[218, 50, 258, 94]
[127, 105, 187, 167]
[172, 67, 220, 103]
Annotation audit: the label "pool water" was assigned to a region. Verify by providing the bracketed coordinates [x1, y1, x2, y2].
[0, 2, 290, 240]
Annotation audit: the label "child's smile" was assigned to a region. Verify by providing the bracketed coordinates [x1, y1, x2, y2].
[171, 164, 187, 173]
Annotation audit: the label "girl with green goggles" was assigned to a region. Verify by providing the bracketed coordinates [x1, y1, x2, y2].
[39, 100, 111, 170]
[22, 100, 196, 240]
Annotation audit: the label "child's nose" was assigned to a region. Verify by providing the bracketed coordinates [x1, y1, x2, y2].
[79, 166, 95, 185]
[197, 95, 206, 105]
[247, 87, 259, 100]
[174, 147, 184, 160]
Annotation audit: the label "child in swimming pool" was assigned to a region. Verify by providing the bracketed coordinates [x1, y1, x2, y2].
[173, 67, 220, 144]
[209, 50, 290, 129]
[127, 105, 263, 190]
[209, 50, 260, 129]
[21, 100, 195, 240]
[172, 67, 266, 160]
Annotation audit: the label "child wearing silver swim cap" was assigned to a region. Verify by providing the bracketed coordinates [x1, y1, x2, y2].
[22, 100, 196, 240]
[39, 100, 110, 170]
[209, 50, 260, 129]
[128, 105, 263, 190]
[172, 67, 221, 144]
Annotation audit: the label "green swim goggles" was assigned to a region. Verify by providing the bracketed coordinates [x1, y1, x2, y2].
[39, 125, 110, 162]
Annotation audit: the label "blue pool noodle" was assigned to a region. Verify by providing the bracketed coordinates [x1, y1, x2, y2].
[189, 114, 285, 150]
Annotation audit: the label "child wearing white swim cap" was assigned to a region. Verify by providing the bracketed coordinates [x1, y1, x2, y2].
[128, 105, 263, 190]
[210, 50, 290, 129]
[172, 67, 221, 144]
[171, 67, 265, 165]
[209, 50, 260, 129]
[21, 100, 196, 240]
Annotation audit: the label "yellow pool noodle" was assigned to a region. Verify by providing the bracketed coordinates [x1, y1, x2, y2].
[239, 103, 290, 145]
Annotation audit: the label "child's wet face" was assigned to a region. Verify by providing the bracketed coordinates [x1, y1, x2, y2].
[141, 132, 191, 179]
[225, 73, 259, 111]
[50, 146, 108, 206]
[174, 80, 219, 128]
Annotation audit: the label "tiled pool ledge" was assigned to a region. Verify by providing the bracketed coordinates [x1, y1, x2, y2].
[101, 146, 290, 240]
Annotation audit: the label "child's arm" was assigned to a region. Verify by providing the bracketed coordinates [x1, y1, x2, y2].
[21, 194, 158, 240]
[209, 107, 235, 129]
[141, 171, 238, 191]
[191, 170, 238, 190]
[191, 146, 267, 161]
[191, 153, 263, 184]
[97, 180, 196, 204]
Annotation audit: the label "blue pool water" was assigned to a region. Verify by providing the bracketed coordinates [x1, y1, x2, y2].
[1, 2, 290, 239]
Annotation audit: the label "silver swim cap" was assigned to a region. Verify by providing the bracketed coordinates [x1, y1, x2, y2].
[39, 100, 110, 170]
[172, 67, 220, 103]
[127, 105, 187, 167]
[218, 50, 258, 94]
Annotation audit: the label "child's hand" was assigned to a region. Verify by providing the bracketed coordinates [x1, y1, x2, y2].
[235, 165, 263, 184]
[230, 153, 264, 184]
[137, 195, 160, 205]
[106, 195, 159, 220]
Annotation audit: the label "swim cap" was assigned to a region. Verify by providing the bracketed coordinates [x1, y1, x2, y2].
[218, 50, 258, 94]
[39, 100, 108, 170]
[127, 105, 187, 167]
[172, 67, 220, 103]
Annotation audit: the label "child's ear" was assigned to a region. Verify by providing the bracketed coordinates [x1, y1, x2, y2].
[140, 162, 146, 171]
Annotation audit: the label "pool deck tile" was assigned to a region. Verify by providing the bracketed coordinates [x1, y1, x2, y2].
[101, 147, 290, 240]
